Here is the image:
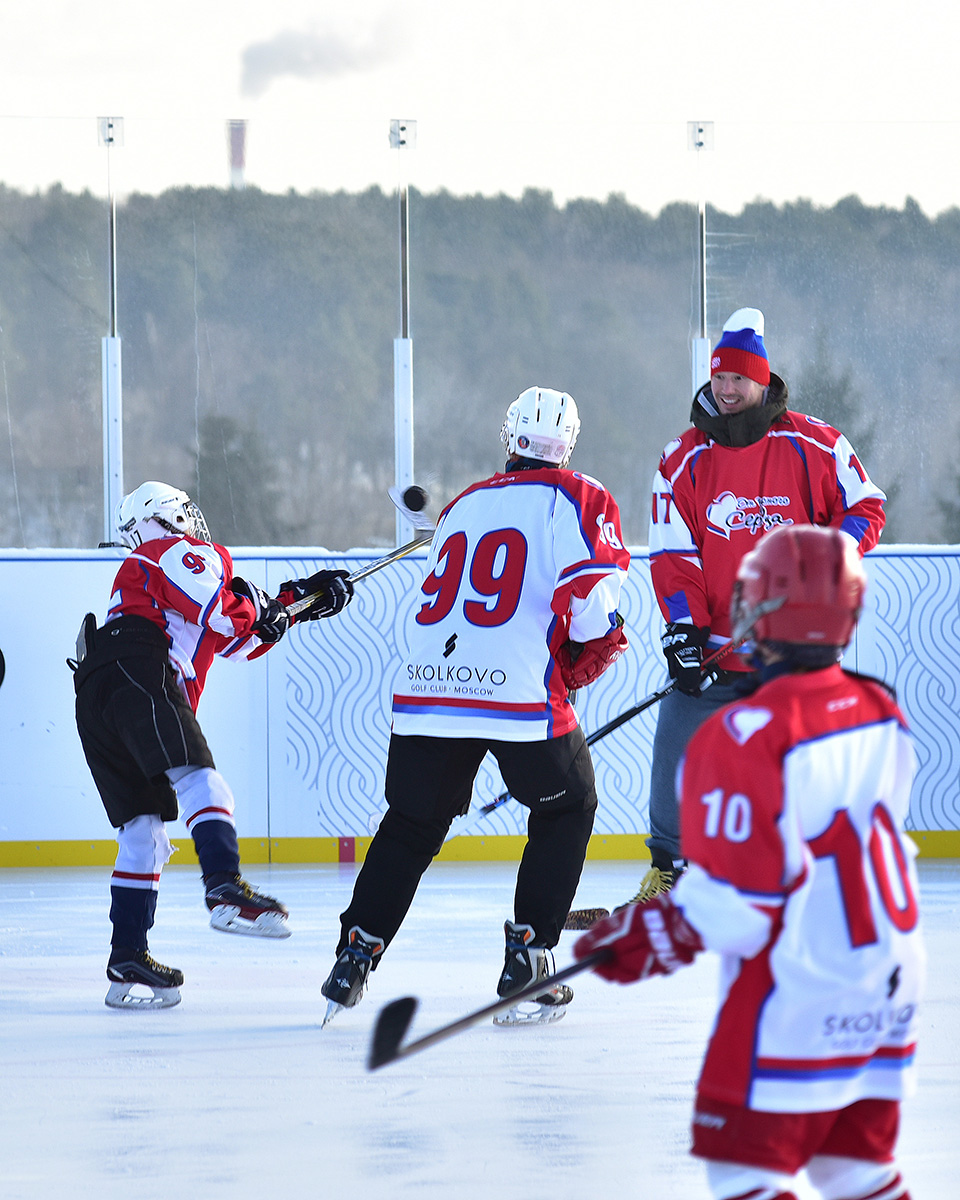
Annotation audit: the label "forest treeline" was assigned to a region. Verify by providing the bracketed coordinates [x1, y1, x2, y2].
[0, 182, 957, 549]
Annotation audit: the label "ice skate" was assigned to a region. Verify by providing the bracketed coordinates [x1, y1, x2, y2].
[205, 875, 290, 938]
[621, 856, 686, 907]
[105, 948, 183, 1009]
[493, 921, 573, 1026]
[321, 926, 384, 1026]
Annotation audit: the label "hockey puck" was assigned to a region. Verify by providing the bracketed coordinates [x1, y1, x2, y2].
[402, 485, 428, 512]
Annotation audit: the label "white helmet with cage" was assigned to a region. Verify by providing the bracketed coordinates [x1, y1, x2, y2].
[115, 481, 210, 549]
[500, 386, 581, 468]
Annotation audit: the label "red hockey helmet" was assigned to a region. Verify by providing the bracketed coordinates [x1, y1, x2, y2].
[731, 524, 866, 660]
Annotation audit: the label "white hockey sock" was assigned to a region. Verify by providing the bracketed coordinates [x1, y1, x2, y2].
[706, 1159, 800, 1199]
[166, 765, 236, 831]
[808, 1155, 907, 1200]
[166, 766, 240, 879]
[112, 813, 173, 888]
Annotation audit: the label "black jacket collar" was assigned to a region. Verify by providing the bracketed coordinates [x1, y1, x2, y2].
[690, 373, 789, 447]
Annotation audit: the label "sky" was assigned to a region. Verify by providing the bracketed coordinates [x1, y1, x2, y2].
[1, 0, 958, 215]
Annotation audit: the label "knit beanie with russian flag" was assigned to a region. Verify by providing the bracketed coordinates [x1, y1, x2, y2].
[710, 307, 770, 386]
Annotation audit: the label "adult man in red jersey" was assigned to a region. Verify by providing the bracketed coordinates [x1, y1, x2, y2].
[633, 307, 886, 904]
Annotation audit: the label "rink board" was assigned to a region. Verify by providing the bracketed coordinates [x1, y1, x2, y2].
[0, 544, 958, 864]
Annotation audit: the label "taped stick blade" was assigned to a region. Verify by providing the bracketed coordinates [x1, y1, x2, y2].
[563, 907, 610, 930]
[387, 485, 434, 532]
[368, 996, 419, 1070]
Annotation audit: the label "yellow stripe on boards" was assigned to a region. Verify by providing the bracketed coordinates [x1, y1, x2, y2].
[0, 831, 956, 869]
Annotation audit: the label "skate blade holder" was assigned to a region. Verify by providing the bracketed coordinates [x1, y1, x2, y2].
[492, 996, 569, 1026]
[208, 905, 291, 939]
[105, 980, 182, 1009]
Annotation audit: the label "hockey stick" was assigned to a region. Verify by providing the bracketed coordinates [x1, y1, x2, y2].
[442, 635, 745, 843]
[346, 528, 435, 584]
[367, 948, 612, 1070]
[286, 528, 434, 618]
[562, 601, 787, 928]
[287, 488, 435, 618]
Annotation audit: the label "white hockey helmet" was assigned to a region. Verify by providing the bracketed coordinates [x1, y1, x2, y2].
[500, 386, 581, 467]
[115, 481, 210, 549]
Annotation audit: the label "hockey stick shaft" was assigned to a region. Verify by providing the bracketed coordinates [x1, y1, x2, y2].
[286, 528, 434, 617]
[576, 633, 742, 745]
[367, 948, 611, 1070]
[443, 634, 745, 840]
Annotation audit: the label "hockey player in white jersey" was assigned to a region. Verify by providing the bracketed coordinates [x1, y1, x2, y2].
[73, 481, 353, 1008]
[321, 387, 631, 1026]
[575, 524, 924, 1200]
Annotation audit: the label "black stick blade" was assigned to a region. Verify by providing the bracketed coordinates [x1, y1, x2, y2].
[368, 996, 419, 1070]
[365, 951, 612, 1071]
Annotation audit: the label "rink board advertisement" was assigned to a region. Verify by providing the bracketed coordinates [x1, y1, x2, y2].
[0, 544, 958, 864]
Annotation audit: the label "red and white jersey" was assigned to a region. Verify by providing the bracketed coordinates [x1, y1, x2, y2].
[674, 665, 925, 1114]
[106, 534, 273, 711]
[391, 467, 630, 741]
[649, 412, 885, 662]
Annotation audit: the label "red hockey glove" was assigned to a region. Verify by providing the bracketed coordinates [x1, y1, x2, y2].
[572, 894, 703, 984]
[556, 614, 628, 690]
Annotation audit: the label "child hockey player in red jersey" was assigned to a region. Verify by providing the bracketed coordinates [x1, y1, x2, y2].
[320, 387, 631, 1026]
[73, 481, 352, 1008]
[575, 524, 924, 1200]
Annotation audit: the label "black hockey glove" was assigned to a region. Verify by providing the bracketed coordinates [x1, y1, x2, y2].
[230, 577, 291, 644]
[662, 622, 710, 696]
[278, 569, 354, 620]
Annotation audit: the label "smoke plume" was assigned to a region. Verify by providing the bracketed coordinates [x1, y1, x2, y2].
[241, 18, 400, 98]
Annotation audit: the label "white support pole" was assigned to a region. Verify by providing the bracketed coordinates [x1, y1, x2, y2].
[394, 337, 414, 544]
[692, 337, 712, 396]
[390, 119, 417, 545]
[102, 337, 123, 542]
[687, 120, 714, 396]
[98, 117, 124, 544]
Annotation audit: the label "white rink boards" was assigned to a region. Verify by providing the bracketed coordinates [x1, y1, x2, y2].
[0, 544, 958, 853]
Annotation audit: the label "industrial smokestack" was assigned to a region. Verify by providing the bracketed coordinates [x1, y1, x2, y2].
[227, 120, 246, 190]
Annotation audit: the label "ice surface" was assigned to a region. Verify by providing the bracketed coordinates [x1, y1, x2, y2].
[1, 859, 957, 1199]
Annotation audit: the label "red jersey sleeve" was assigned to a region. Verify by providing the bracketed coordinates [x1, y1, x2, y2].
[680, 699, 791, 899]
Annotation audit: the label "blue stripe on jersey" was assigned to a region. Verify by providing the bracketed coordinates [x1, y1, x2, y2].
[841, 511, 869, 544]
[393, 700, 546, 721]
[664, 589, 692, 623]
[755, 1050, 916, 1083]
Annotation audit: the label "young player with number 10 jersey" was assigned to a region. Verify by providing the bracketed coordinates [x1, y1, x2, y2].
[575, 524, 924, 1200]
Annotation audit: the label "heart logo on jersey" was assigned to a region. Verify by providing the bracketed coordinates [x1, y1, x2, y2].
[705, 491, 740, 540]
[722, 706, 773, 745]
